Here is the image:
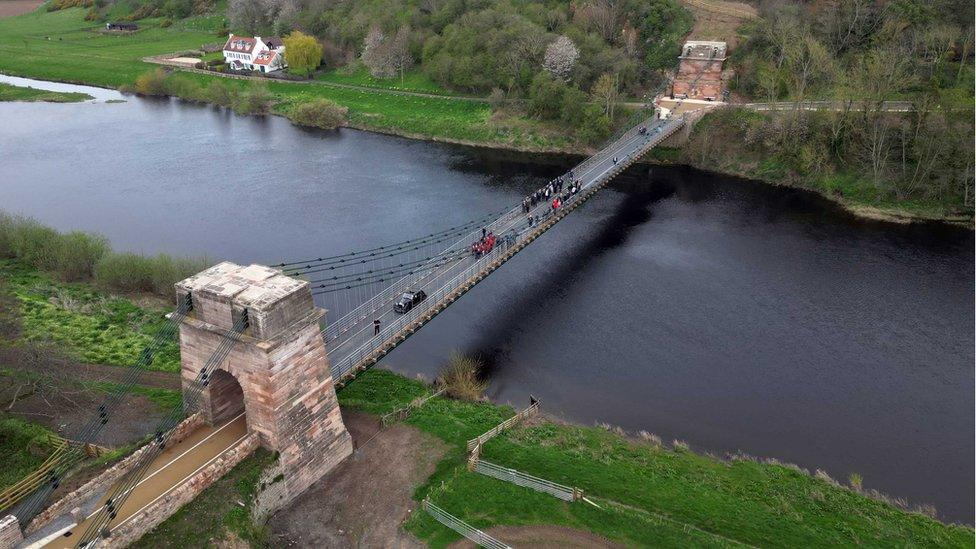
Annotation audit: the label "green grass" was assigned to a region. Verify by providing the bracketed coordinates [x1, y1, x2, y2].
[315, 65, 453, 96]
[131, 448, 276, 548]
[0, 81, 91, 102]
[338, 369, 974, 548]
[0, 414, 59, 492]
[0, 260, 179, 371]
[0, 8, 573, 150]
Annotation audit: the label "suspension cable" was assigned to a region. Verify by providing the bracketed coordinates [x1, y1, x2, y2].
[276, 203, 516, 270]
[13, 295, 194, 524]
[76, 310, 249, 546]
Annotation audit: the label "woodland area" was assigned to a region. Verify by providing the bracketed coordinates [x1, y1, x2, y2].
[689, 0, 975, 217]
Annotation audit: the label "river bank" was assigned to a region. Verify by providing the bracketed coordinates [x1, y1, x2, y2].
[1, 6, 972, 224]
[3, 80, 973, 523]
[3, 256, 968, 545]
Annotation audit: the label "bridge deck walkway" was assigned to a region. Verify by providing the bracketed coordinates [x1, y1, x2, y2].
[323, 114, 685, 383]
[32, 415, 247, 549]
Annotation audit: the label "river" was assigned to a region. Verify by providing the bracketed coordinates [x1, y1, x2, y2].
[1, 76, 973, 523]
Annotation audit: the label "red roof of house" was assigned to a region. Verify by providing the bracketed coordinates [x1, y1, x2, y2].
[252, 50, 278, 65]
[223, 35, 257, 53]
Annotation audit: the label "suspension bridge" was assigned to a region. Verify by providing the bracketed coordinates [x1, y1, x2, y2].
[3, 81, 712, 548]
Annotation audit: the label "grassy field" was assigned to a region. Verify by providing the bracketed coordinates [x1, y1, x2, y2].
[0, 8, 574, 150]
[315, 65, 453, 96]
[338, 370, 973, 548]
[0, 415, 59, 492]
[0, 81, 91, 102]
[0, 260, 179, 371]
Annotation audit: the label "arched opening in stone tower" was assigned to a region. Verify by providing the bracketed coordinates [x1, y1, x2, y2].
[206, 369, 246, 426]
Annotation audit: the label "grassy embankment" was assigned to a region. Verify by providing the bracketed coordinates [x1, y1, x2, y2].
[0, 415, 60, 492]
[0, 260, 180, 371]
[1, 255, 969, 546]
[141, 368, 973, 547]
[0, 8, 575, 151]
[0, 81, 91, 102]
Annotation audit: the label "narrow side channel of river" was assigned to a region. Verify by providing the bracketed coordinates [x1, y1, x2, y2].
[1, 77, 972, 523]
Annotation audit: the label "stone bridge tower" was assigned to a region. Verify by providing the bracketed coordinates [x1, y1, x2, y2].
[175, 262, 352, 505]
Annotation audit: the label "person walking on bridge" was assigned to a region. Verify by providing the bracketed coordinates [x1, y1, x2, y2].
[374, 319, 381, 336]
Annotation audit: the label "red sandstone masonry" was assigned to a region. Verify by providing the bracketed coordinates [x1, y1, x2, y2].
[176, 263, 352, 514]
[25, 414, 204, 536]
[99, 433, 260, 548]
[0, 515, 23, 549]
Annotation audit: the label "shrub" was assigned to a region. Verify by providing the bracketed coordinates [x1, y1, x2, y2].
[8, 218, 62, 272]
[159, 18, 173, 28]
[205, 80, 235, 107]
[148, 254, 210, 296]
[287, 99, 348, 129]
[232, 85, 273, 115]
[437, 352, 487, 401]
[487, 87, 505, 110]
[94, 253, 156, 293]
[166, 76, 205, 102]
[1, 211, 206, 295]
[131, 69, 169, 96]
[527, 73, 565, 120]
[55, 231, 109, 280]
[577, 105, 611, 145]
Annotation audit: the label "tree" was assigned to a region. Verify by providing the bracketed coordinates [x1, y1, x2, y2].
[560, 86, 587, 126]
[542, 35, 579, 82]
[590, 73, 619, 120]
[577, 105, 611, 145]
[362, 27, 395, 77]
[389, 26, 413, 84]
[228, 0, 270, 33]
[527, 72, 565, 120]
[284, 31, 323, 77]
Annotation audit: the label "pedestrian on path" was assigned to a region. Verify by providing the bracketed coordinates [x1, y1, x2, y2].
[374, 319, 381, 336]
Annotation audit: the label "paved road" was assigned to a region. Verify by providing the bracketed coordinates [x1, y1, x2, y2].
[740, 100, 915, 112]
[33, 415, 248, 549]
[322, 114, 685, 379]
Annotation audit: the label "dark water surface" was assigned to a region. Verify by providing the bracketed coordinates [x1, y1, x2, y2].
[1, 82, 973, 522]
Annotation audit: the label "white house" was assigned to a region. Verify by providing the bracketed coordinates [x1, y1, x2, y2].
[222, 34, 287, 73]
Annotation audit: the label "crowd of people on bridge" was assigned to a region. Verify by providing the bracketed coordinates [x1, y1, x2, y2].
[520, 170, 583, 229]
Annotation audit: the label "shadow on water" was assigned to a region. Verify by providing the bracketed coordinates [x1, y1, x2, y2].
[469, 166, 677, 378]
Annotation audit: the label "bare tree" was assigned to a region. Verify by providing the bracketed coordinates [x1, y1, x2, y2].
[361, 27, 395, 77]
[273, 0, 300, 36]
[504, 33, 548, 89]
[542, 35, 579, 82]
[389, 26, 413, 84]
[785, 35, 835, 102]
[2, 344, 96, 416]
[228, 0, 272, 33]
[582, 0, 624, 42]
[590, 73, 619, 119]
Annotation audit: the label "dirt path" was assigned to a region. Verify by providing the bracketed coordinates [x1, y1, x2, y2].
[0, 0, 43, 18]
[0, 347, 177, 446]
[448, 525, 623, 548]
[267, 410, 447, 548]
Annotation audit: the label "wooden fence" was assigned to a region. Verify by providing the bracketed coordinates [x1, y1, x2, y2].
[0, 435, 111, 513]
[466, 401, 539, 454]
[473, 459, 581, 502]
[422, 498, 512, 549]
[380, 388, 446, 428]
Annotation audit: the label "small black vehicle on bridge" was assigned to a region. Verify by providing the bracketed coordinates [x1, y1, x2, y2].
[394, 290, 427, 313]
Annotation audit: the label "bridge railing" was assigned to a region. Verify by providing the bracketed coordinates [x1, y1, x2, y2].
[323, 114, 670, 350]
[328, 117, 684, 382]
